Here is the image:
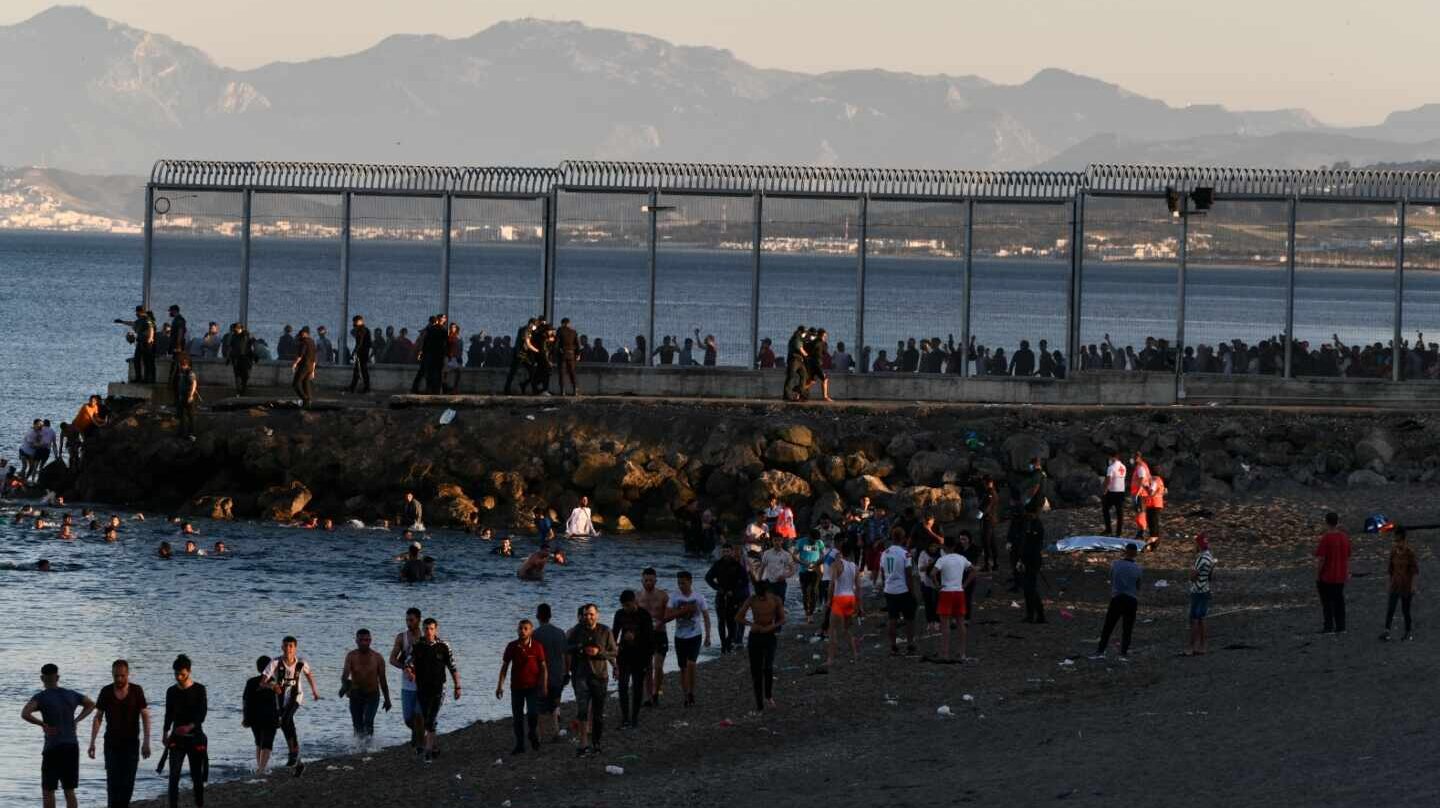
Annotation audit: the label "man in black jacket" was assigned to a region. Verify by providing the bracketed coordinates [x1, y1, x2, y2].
[420, 314, 449, 394]
[1019, 514, 1046, 624]
[226, 323, 256, 395]
[610, 591, 654, 730]
[349, 315, 372, 394]
[566, 604, 616, 756]
[705, 544, 749, 653]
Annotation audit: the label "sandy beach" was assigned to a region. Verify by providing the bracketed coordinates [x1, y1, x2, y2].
[130, 484, 1440, 808]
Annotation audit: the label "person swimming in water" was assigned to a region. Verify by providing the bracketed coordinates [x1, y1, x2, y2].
[183, 540, 200, 556]
[103, 527, 118, 543]
[399, 543, 430, 583]
[491, 538, 514, 557]
[516, 548, 551, 581]
[58, 525, 74, 540]
[158, 542, 173, 559]
[36, 559, 51, 572]
[213, 541, 228, 555]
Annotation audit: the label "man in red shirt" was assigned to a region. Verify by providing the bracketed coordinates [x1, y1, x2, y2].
[496, 619, 548, 756]
[1315, 511, 1352, 634]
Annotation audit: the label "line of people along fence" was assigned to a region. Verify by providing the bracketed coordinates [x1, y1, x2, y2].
[141, 160, 1440, 385]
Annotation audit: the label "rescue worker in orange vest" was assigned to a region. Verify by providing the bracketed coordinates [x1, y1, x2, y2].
[1143, 474, 1166, 550]
[1128, 451, 1152, 506]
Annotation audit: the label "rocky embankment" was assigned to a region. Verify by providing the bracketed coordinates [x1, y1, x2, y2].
[62, 398, 1429, 531]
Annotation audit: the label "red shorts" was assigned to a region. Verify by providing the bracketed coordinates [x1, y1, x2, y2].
[830, 594, 858, 617]
[937, 590, 967, 617]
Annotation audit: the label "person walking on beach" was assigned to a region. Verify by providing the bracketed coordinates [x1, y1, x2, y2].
[706, 543, 750, 653]
[736, 580, 786, 711]
[978, 476, 1000, 571]
[88, 659, 151, 808]
[1091, 544, 1143, 660]
[349, 315, 372, 394]
[262, 636, 321, 774]
[1018, 513, 1047, 624]
[1185, 536, 1216, 656]
[1382, 527, 1418, 642]
[611, 590, 655, 729]
[931, 542, 976, 662]
[567, 604, 617, 756]
[796, 529, 826, 621]
[660, 571, 711, 707]
[406, 617, 460, 763]
[241, 656, 278, 775]
[1315, 512, 1351, 634]
[1102, 450, 1127, 537]
[758, 536, 796, 606]
[496, 619, 548, 755]
[636, 568, 670, 706]
[820, 541, 862, 672]
[21, 663, 95, 808]
[161, 654, 207, 808]
[291, 326, 317, 408]
[881, 532, 919, 656]
[342, 629, 391, 739]
[532, 604, 568, 742]
[173, 355, 199, 439]
[389, 608, 424, 752]
[1142, 473, 1166, 550]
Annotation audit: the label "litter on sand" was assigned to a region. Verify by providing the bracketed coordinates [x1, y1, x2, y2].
[606, 765, 625, 776]
[936, 705, 953, 717]
[1154, 580, 1170, 589]
[438, 408, 457, 425]
[962, 694, 975, 702]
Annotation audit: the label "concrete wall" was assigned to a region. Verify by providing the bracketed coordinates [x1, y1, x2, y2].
[116, 360, 1440, 408]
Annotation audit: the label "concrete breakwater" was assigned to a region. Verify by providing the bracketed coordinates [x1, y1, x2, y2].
[64, 398, 1428, 532]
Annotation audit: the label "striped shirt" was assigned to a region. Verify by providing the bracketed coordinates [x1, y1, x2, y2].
[1191, 550, 1215, 594]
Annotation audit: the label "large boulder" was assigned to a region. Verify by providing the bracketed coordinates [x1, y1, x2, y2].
[1003, 433, 1051, 471]
[817, 455, 847, 485]
[259, 481, 312, 522]
[771, 424, 816, 448]
[906, 450, 971, 486]
[1347, 469, 1388, 487]
[184, 495, 234, 521]
[893, 485, 965, 523]
[427, 483, 479, 528]
[748, 470, 812, 509]
[1355, 435, 1395, 467]
[572, 450, 618, 489]
[810, 490, 847, 526]
[765, 440, 812, 466]
[861, 457, 897, 478]
[485, 471, 527, 503]
[844, 474, 894, 503]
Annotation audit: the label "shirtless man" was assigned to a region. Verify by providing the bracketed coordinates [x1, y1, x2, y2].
[341, 629, 391, 739]
[635, 568, 670, 707]
[517, 548, 551, 581]
[388, 608, 424, 753]
[736, 580, 786, 711]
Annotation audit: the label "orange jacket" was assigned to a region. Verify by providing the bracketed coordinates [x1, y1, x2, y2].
[1146, 476, 1166, 509]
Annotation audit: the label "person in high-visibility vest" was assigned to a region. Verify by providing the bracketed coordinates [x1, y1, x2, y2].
[1143, 475, 1166, 550]
[1128, 451, 1152, 506]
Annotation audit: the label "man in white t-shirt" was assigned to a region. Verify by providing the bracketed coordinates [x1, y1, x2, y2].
[1102, 450, 1128, 537]
[930, 546, 975, 663]
[759, 538, 797, 605]
[660, 571, 711, 707]
[565, 496, 600, 537]
[880, 535, 918, 655]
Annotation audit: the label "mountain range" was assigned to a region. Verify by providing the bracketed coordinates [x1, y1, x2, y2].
[3, 4, 1440, 233]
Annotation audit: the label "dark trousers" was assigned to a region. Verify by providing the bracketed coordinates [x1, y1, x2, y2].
[1101, 492, 1126, 535]
[1318, 581, 1346, 632]
[1386, 592, 1413, 633]
[292, 370, 312, 406]
[175, 399, 196, 437]
[819, 581, 832, 634]
[104, 736, 139, 808]
[503, 355, 525, 394]
[782, 358, 806, 399]
[560, 353, 578, 394]
[530, 361, 551, 394]
[616, 663, 647, 725]
[747, 632, 777, 711]
[349, 359, 370, 393]
[799, 570, 820, 615]
[423, 359, 444, 394]
[167, 740, 205, 808]
[1097, 594, 1138, 654]
[510, 687, 540, 746]
[1022, 567, 1045, 621]
[579, 675, 607, 745]
[921, 585, 939, 624]
[715, 591, 743, 652]
[233, 361, 252, 395]
[279, 702, 300, 754]
[769, 579, 789, 606]
[348, 690, 380, 736]
[1146, 508, 1162, 538]
[135, 344, 156, 384]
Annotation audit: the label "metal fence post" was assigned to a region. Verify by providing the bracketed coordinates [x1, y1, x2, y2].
[960, 199, 975, 377]
[544, 190, 557, 322]
[646, 189, 658, 367]
[855, 195, 868, 370]
[1284, 196, 1297, 378]
[339, 191, 351, 363]
[751, 192, 763, 368]
[239, 189, 252, 326]
[1068, 195, 1083, 373]
[440, 193, 453, 318]
[142, 185, 154, 310]
[1175, 194, 1189, 393]
[1394, 198, 1408, 382]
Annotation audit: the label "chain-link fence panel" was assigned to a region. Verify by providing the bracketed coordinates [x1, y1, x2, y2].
[1080, 195, 1180, 371]
[553, 191, 650, 364]
[450, 197, 546, 368]
[758, 196, 859, 373]
[248, 193, 344, 364]
[971, 202, 1071, 377]
[863, 200, 964, 375]
[148, 190, 243, 355]
[654, 193, 755, 368]
[1292, 202, 1398, 378]
[1182, 200, 1289, 376]
[1401, 204, 1440, 380]
[349, 195, 444, 365]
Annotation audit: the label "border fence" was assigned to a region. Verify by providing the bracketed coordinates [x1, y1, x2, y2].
[143, 160, 1440, 384]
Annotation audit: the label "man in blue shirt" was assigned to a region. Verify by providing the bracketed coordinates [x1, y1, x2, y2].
[21, 662, 96, 808]
[1091, 544, 1144, 660]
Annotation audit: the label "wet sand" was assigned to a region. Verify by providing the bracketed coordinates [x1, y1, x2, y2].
[136, 485, 1440, 808]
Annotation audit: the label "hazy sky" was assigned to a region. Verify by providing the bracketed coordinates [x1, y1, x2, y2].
[9, 0, 1438, 126]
